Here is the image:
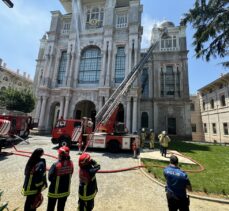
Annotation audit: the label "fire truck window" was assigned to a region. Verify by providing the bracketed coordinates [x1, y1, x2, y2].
[74, 121, 81, 128]
[56, 121, 66, 128]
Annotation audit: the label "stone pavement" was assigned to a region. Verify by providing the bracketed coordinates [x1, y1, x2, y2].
[140, 148, 195, 164]
[1, 135, 229, 211]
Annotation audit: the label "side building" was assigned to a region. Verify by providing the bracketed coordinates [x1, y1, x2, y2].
[198, 73, 229, 144]
[0, 58, 33, 91]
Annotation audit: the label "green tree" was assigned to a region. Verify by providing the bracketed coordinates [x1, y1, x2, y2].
[0, 88, 35, 113]
[181, 0, 229, 67]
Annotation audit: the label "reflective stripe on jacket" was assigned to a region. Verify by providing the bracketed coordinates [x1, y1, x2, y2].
[48, 159, 74, 198]
[21, 159, 47, 196]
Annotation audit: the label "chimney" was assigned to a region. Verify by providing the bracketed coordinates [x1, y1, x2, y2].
[23, 72, 26, 77]
[0, 58, 2, 66]
[17, 69, 20, 74]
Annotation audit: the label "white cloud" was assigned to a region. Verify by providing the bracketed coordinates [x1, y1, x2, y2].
[141, 15, 162, 48]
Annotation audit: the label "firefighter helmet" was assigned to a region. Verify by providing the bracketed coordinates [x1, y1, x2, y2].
[79, 153, 91, 167]
[58, 146, 70, 156]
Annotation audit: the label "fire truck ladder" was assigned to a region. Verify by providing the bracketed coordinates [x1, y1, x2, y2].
[95, 41, 159, 128]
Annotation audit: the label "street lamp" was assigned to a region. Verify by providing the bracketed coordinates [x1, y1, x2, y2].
[2, 0, 14, 8]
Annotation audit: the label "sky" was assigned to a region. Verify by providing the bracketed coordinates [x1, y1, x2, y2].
[0, 0, 228, 94]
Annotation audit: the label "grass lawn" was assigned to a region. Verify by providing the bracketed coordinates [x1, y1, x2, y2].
[142, 141, 229, 197]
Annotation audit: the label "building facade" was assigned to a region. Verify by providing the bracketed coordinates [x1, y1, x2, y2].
[198, 73, 229, 143]
[0, 58, 33, 91]
[34, 0, 191, 137]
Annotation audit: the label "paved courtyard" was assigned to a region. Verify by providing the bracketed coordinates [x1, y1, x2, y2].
[0, 135, 229, 211]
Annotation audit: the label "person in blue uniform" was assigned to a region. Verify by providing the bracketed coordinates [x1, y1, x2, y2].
[164, 155, 192, 211]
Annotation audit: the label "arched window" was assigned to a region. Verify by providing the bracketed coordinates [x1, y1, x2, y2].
[220, 95, 226, 106]
[86, 7, 104, 29]
[115, 47, 125, 83]
[79, 47, 101, 84]
[165, 66, 175, 96]
[141, 68, 149, 97]
[161, 36, 177, 51]
[141, 112, 148, 129]
[190, 103, 195, 111]
[160, 69, 164, 96]
[203, 101, 206, 110]
[210, 99, 214, 109]
[3, 76, 8, 81]
[176, 69, 181, 97]
[57, 51, 67, 85]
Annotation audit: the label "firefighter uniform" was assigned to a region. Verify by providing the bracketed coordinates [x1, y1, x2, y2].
[21, 158, 47, 211]
[140, 128, 146, 148]
[158, 131, 171, 157]
[78, 153, 100, 211]
[149, 129, 155, 149]
[47, 146, 74, 211]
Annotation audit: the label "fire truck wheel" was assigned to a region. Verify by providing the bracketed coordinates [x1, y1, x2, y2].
[107, 140, 120, 153]
[59, 138, 71, 148]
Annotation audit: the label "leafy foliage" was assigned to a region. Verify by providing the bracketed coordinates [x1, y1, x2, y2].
[181, 0, 229, 67]
[0, 88, 35, 113]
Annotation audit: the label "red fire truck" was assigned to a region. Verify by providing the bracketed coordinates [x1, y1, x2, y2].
[51, 105, 138, 152]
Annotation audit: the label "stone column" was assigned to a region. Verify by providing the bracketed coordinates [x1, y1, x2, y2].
[64, 53, 71, 86]
[35, 97, 42, 120]
[67, 52, 75, 87]
[38, 96, 48, 129]
[105, 50, 112, 86]
[63, 96, 70, 119]
[74, 52, 81, 87]
[126, 98, 131, 132]
[58, 97, 65, 118]
[100, 51, 106, 86]
[132, 98, 137, 132]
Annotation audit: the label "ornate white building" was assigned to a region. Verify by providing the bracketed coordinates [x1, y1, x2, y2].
[34, 0, 191, 137]
[0, 58, 33, 91]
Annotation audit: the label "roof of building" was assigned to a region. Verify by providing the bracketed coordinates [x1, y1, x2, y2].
[198, 72, 229, 92]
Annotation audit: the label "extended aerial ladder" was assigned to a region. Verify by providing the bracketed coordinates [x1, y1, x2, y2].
[95, 41, 159, 130]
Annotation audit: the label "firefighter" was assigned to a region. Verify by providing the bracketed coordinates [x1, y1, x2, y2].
[22, 148, 47, 211]
[158, 131, 171, 157]
[132, 132, 140, 158]
[140, 128, 146, 148]
[78, 153, 100, 211]
[149, 129, 155, 149]
[47, 146, 74, 211]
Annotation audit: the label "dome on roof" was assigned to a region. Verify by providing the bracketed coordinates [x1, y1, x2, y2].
[160, 21, 175, 28]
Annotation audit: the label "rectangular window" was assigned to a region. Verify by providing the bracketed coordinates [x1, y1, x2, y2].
[191, 124, 196, 132]
[203, 123, 207, 133]
[168, 118, 176, 135]
[212, 123, 217, 134]
[115, 47, 125, 83]
[116, 14, 128, 28]
[223, 123, 228, 135]
[57, 51, 67, 85]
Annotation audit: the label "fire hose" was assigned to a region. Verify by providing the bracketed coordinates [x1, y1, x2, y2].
[10, 143, 204, 174]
